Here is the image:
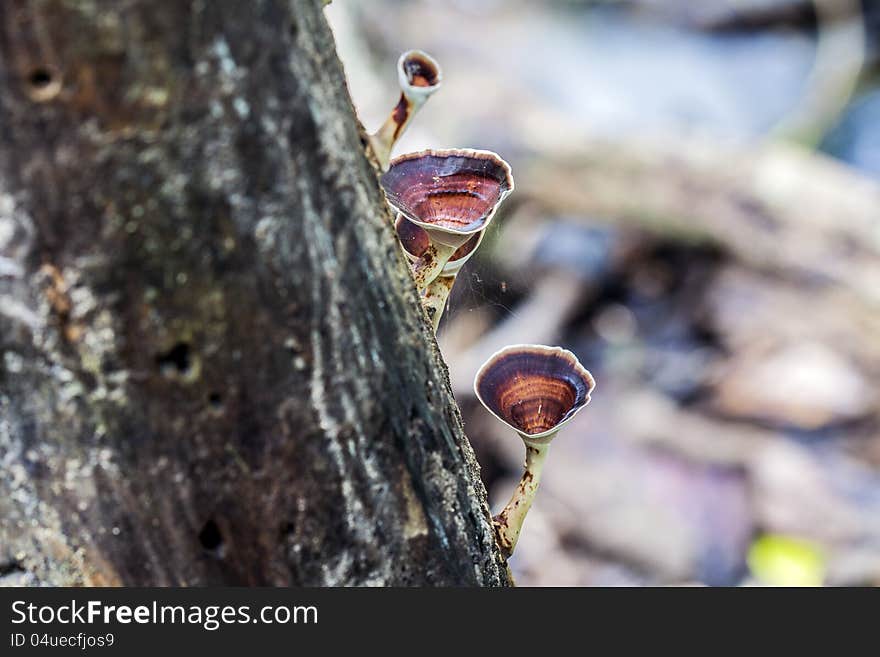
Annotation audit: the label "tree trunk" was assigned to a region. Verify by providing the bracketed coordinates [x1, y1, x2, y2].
[0, 0, 510, 586]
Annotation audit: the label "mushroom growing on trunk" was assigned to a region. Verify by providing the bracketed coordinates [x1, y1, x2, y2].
[369, 50, 442, 170]
[474, 344, 595, 557]
[396, 215, 485, 331]
[395, 215, 484, 276]
[381, 148, 513, 298]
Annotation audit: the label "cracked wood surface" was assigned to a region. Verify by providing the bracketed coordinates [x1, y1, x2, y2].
[0, 0, 509, 586]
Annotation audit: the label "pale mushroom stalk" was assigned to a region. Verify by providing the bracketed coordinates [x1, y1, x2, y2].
[368, 104, 407, 172]
[395, 214, 484, 319]
[369, 50, 442, 170]
[422, 274, 456, 331]
[411, 243, 456, 291]
[369, 101, 409, 172]
[493, 441, 551, 558]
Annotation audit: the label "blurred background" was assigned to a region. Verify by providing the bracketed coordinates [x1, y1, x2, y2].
[327, 0, 880, 586]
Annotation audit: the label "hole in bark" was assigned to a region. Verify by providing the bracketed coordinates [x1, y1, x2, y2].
[29, 68, 53, 88]
[207, 392, 223, 408]
[26, 67, 61, 102]
[198, 519, 224, 553]
[156, 342, 191, 376]
[0, 561, 25, 576]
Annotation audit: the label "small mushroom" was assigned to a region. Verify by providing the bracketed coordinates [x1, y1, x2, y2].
[396, 215, 484, 332]
[382, 148, 513, 291]
[369, 50, 442, 170]
[395, 215, 483, 276]
[474, 344, 595, 557]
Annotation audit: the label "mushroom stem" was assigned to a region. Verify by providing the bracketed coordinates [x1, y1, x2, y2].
[423, 274, 456, 332]
[368, 97, 410, 171]
[411, 243, 456, 291]
[493, 441, 552, 558]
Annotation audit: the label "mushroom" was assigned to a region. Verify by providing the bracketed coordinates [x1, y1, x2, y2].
[381, 148, 513, 292]
[368, 50, 442, 170]
[396, 215, 484, 331]
[474, 344, 595, 558]
[394, 215, 483, 276]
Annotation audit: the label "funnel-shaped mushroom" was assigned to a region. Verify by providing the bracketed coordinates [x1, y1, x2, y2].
[382, 148, 513, 291]
[369, 50, 442, 170]
[396, 215, 484, 331]
[395, 215, 483, 276]
[474, 344, 595, 557]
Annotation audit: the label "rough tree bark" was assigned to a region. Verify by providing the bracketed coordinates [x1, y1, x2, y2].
[0, 0, 510, 586]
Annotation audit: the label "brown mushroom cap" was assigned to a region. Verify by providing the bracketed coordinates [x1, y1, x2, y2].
[395, 215, 432, 259]
[474, 344, 595, 441]
[449, 231, 482, 262]
[381, 149, 514, 237]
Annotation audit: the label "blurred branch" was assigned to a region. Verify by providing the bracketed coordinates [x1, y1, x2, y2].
[518, 135, 880, 307]
[772, 0, 866, 146]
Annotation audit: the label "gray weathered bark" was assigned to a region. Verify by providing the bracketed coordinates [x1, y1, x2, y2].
[0, 0, 510, 586]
